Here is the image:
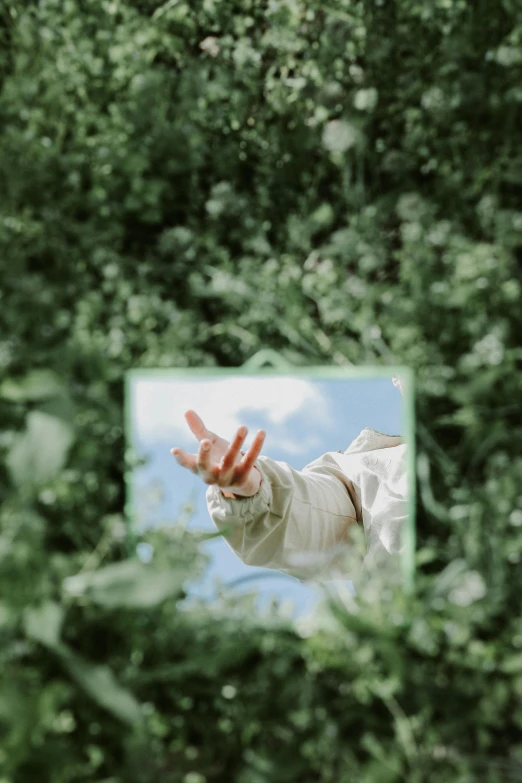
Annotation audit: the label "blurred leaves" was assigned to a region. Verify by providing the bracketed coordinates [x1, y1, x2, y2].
[6, 410, 74, 487]
[62, 559, 185, 609]
[0, 0, 521, 780]
[22, 601, 144, 726]
[61, 653, 143, 727]
[0, 369, 65, 402]
[23, 600, 64, 650]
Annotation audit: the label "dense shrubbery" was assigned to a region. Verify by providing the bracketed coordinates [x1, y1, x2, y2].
[1, 0, 522, 780]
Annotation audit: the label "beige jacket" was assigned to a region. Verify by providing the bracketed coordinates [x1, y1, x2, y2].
[206, 428, 407, 586]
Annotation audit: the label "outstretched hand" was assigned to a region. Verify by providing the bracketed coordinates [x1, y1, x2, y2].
[171, 410, 266, 498]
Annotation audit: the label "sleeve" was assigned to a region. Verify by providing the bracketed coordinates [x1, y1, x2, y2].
[205, 452, 360, 583]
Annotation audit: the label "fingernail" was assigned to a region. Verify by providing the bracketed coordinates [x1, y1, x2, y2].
[171, 448, 179, 456]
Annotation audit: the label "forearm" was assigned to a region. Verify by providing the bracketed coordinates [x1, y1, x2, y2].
[206, 453, 360, 582]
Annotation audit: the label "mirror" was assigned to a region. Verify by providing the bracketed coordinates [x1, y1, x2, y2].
[125, 364, 415, 618]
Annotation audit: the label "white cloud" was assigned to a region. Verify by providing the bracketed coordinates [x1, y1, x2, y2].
[131, 375, 334, 454]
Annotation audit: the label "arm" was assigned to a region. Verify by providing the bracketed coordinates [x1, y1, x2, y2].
[171, 409, 361, 583]
[206, 452, 360, 583]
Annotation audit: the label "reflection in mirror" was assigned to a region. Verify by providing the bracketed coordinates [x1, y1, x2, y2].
[125, 369, 413, 618]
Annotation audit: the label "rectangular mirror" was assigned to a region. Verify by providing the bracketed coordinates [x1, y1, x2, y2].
[124, 365, 415, 617]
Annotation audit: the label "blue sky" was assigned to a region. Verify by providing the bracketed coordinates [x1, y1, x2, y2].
[127, 373, 404, 618]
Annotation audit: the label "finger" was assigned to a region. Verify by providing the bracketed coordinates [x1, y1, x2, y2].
[170, 447, 198, 475]
[185, 409, 211, 443]
[196, 439, 219, 484]
[234, 430, 265, 478]
[220, 425, 248, 473]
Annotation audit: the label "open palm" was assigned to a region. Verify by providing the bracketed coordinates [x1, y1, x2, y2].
[171, 409, 266, 498]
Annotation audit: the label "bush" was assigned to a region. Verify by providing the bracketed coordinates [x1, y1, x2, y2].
[1, 0, 522, 780]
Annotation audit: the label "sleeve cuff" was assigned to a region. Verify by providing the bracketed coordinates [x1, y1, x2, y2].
[205, 459, 273, 516]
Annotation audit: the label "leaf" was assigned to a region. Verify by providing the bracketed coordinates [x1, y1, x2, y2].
[0, 370, 64, 402]
[309, 202, 334, 231]
[432, 559, 469, 596]
[432, 560, 488, 606]
[37, 392, 76, 426]
[322, 119, 361, 154]
[62, 652, 143, 726]
[23, 602, 143, 725]
[63, 560, 185, 608]
[6, 411, 74, 487]
[23, 601, 64, 649]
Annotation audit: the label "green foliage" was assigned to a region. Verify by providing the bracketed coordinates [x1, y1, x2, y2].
[62, 559, 187, 609]
[1, 0, 522, 780]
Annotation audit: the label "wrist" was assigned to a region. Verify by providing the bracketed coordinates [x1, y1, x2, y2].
[221, 466, 262, 499]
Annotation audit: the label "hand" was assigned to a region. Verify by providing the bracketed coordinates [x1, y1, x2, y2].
[170, 409, 266, 498]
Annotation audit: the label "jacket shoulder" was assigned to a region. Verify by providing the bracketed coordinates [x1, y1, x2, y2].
[342, 427, 402, 454]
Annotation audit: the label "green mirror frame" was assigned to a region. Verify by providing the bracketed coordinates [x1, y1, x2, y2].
[124, 351, 416, 593]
